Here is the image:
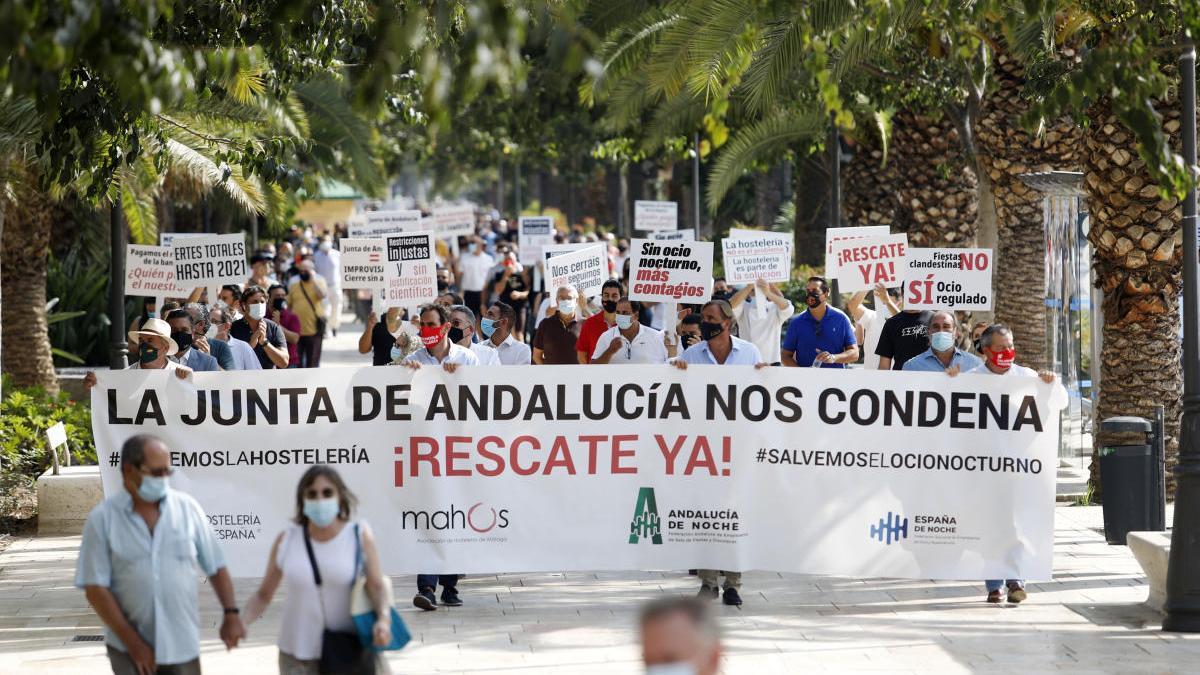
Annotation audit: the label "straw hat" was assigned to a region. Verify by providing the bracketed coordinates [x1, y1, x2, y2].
[127, 317, 179, 356]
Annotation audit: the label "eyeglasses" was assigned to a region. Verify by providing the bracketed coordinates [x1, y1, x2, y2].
[139, 466, 173, 478]
[305, 487, 336, 500]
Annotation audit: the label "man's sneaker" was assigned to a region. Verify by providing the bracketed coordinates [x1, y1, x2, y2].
[441, 589, 463, 607]
[986, 590, 1002, 604]
[722, 587, 743, 606]
[697, 585, 718, 600]
[1007, 583, 1028, 604]
[413, 588, 437, 611]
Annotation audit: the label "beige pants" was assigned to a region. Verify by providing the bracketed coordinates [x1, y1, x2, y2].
[698, 570, 741, 590]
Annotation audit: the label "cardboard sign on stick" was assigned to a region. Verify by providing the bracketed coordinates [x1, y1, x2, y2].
[829, 234, 908, 292]
[544, 245, 607, 300]
[722, 233, 792, 285]
[172, 233, 248, 287]
[382, 232, 437, 307]
[634, 200, 678, 231]
[518, 216, 555, 265]
[903, 248, 994, 311]
[627, 239, 713, 303]
[339, 238, 387, 290]
[825, 226, 891, 280]
[125, 245, 188, 296]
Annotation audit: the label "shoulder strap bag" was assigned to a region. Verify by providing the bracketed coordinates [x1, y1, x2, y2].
[302, 524, 376, 675]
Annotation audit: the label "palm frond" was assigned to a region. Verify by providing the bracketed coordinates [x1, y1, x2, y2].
[295, 76, 385, 196]
[706, 110, 827, 211]
[740, 15, 807, 115]
[684, 0, 758, 101]
[641, 90, 707, 152]
[582, 9, 680, 105]
[116, 161, 160, 245]
[161, 137, 264, 215]
[644, 13, 704, 98]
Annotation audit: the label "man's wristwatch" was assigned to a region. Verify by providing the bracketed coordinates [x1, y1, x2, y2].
[223, 607, 240, 615]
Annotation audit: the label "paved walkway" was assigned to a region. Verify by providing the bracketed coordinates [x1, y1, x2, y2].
[0, 506, 1194, 673]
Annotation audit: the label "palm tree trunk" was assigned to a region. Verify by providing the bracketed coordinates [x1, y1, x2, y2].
[1085, 98, 1183, 498]
[977, 51, 1083, 372]
[0, 190, 59, 393]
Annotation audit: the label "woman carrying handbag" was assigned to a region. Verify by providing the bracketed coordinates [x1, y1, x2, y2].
[245, 466, 408, 674]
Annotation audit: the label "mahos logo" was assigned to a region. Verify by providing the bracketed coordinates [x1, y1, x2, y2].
[401, 503, 510, 533]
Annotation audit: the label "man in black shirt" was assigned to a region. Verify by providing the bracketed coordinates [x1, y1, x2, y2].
[229, 285, 289, 369]
[874, 309, 934, 371]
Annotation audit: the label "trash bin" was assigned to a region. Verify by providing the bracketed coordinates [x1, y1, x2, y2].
[1097, 415, 1163, 545]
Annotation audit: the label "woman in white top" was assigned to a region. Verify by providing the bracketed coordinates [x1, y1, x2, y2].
[590, 297, 677, 364]
[245, 466, 393, 674]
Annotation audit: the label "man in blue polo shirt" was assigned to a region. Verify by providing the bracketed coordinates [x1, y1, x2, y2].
[901, 309, 982, 373]
[781, 276, 859, 367]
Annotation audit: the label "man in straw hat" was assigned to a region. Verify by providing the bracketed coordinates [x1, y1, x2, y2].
[83, 317, 194, 389]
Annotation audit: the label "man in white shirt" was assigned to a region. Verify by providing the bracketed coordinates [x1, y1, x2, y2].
[401, 304, 480, 371]
[729, 278, 794, 366]
[457, 236, 495, 320]
[846, 283, 901, 369]
[481, 301, 532, 365]
[313, 237, 343, 336]
[591, 298, 675, 364]
[450, 304, 500, 365]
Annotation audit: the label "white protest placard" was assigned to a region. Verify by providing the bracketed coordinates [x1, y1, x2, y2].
[830, 234, 909, 292]
[651, 230, 695, 242]
[46, 421, 68, 449]
[722, 233, 792, 285]
[904, 248, 994, 311]
[92, 366, 1065, 580]
[628, 238, 713, 303]
[351, 210, 423, 237]
[382, 232, 437, 307]
[125, 245, 189, 296]
[825, 225, 891, 280]
[518, 216, 555, 265]
[158, 232, 204, 249]
[431, 206, 476, 238]
[544, 244, 607, 300]
[339, 238, 387, 290]
[172, 233, 248, 287]
[634, 200, 678, 231]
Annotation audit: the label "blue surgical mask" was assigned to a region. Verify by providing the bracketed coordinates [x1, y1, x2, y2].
[147, 310, 157, 320]
[303, 497, 341, 527]
[137, 475, 168, 502]
[480, 317, 498, 338]
[615, 314, 634, 330]
[389, 345, 404, 362]
[930, 331, 955, 352]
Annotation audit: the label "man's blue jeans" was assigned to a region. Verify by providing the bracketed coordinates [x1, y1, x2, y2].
[417, 574, 459, 593]
[986, 579, 1024, 592]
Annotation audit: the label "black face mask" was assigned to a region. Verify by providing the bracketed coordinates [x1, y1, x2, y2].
[437, 280, 450, 292]
[805, 290, 823, 308]
[448, 326, 466, 343]
[712, 291, 732, 301]
[138, 343, 159, 365]
[681, 333, 700, 348]
[699, 321, 724, 341]
[271, 297, 287, 312]
[602, 300, 618, 313]
[171, 331, 193, 352]
[299, 271, 312, 281]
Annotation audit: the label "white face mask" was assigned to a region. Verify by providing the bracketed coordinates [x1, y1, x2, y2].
[645, 664, 698, 675]
[557, 299, 576, 316]
[248, 303, 267, 321]
[205, 325, 219, 340]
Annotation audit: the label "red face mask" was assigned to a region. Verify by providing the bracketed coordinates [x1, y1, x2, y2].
[419, 325, 444, 347]
[989, 348, 1016, 369]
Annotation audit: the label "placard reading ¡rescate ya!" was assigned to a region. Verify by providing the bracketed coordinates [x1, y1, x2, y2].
[824, 225, 891, 280]
[634, 200, 678, 231]
[382, 232, 437, 306]
[904, 248, 994, 311]
[125, 245, 189, 296]
[627, 238, 714, 303]
[829, 234, 909, 292]
[338, 238, 387, 290]
[172, 233, 248, 287]
[518, 216, 555, 265]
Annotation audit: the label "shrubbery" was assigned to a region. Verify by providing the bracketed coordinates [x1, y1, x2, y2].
[0, 376, 95, 478]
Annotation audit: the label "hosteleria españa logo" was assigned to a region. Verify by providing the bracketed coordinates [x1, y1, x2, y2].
[628, 487, 663, 545]
[870, 511, 908, 545]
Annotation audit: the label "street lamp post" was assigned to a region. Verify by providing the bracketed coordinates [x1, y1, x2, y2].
[1164, 37, 1200, 633]
[108, 201, 127, 370]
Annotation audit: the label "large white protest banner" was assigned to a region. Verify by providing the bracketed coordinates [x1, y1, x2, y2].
[651, 230, 695, 242]
[339, 238, 387, 290]
[722, 232, 791, 285]
[172, 233, 247, 287]
[904, 248, 994, 311]
[628, 239, 713, 303]
[92, 366, 1064, 580]
[634, 200, 678, 231]
[431, 206, 476, 238]
[825, 226, 891, 280]
[830, 234, 908, 292]
[382, 232, 436, 306]
[544, 244, 607, 299]
[125, 245, 189, 297]
[518, 216, 555, 265]
[351, 210, 423, 237]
